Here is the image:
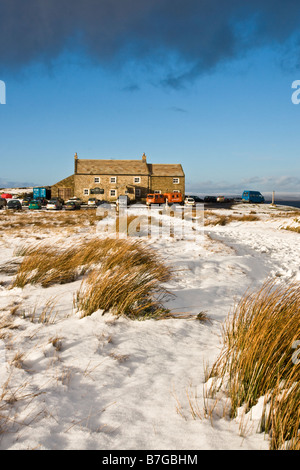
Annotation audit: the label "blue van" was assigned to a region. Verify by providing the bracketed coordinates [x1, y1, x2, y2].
[242, 191, 265, 203]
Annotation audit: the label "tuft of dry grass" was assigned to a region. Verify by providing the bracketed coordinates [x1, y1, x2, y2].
[209, 280, 300, 449]
[0, 209, 105, 236]
[284, 226, 300, 233]
[28, 298, 59, 324]
[12, 236, 174, 319]
[75, 239, 173, 319]
[205, 213, 260, 226]
[12, 237, 141, 288]
[283, 219, 300, 234]
[12, 244, 80, 288]
[0, 310, 18, 339]
[196, 311, 211, 323]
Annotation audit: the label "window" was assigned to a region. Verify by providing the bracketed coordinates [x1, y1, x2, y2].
[94, 177, 100, 183]
[154, 190, 161, 194]
[135, 188, 141, 197]
[134, 177, 141, 184]
[173, 178, 180, 184]
[83, 189, 89, 195]
[110, 177, 117, 183]
[110, 189, 117, 197]
[173, 190, 180, 193]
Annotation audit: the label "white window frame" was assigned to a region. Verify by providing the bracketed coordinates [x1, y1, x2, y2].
[110, 176, 117, 183]
[94, 177, 100, 183]
[134, 176, 141, 184]
[173, 178, 180, 184]
[83, 188, 89, 195]
[110, 189, 117, 197]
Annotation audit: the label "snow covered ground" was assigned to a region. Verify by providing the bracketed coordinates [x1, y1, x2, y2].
[0, 202, 299, 450]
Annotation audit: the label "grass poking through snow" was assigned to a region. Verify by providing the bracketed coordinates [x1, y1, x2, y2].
[13, 237, 174, 320]
[75, 239, 173, 319]
[209, 280, 300, 449]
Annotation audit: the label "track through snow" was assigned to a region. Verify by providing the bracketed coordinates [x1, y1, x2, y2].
[0, 204, 299, 450]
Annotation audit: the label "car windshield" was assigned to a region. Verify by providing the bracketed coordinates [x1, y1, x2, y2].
[48, 200, 57, 204]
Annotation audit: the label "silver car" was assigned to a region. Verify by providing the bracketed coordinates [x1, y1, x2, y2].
[46, 199, 63, 210]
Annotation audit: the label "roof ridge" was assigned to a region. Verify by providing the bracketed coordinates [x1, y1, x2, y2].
[78, 158, 143, 161]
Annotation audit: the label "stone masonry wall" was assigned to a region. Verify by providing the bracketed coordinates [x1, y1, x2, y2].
[51, 174, 75, 199]
[150, 176, 185, 196]
[74, 174, 150, 201]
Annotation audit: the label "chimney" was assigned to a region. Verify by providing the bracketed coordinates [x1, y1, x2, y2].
[74, 152, 78, 174]
[142, 152, 147, 163]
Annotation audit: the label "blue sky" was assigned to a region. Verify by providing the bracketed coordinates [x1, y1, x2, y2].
[0, 1, 300, 194]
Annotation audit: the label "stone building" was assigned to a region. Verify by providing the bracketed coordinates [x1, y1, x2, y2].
[51, 153, 185, 202]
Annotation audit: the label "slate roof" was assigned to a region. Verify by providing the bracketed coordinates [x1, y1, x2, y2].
[148, 163, 184, 177]
[76, 159, 149, 175]
[76, 159, 184, 177]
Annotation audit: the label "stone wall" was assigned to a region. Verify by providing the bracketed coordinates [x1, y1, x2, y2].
[74, 174, 150, 202]
[51, 174, 75, 200]
[51, 169, 185, 202]
[150, 176, 185, 196]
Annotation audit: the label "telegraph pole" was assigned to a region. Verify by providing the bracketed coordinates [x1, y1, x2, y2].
[271, 191, 275, 206]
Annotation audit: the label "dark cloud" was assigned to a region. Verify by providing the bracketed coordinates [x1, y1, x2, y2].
[1, 1, 300, 86]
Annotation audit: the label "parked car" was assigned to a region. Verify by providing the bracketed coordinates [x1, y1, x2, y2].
[88, 197, 100, 207]
[46, 199, 63, 210]
[242, 191, 265, 203]
[22, 196, 31, 206]
[164, 192, 183, 205]
[1, 193, 12, 200]
[35, 197, 48, 206]
[28, 199, 42, 210]
[184, 197, 196, 206]
[204, 196, 217, 203]
[7, 199, 22, 210]
[146, 193, 166, 206]
[217, 196, 225, 202]
[189, 195, 204, 203]
[50, 197, 64, 205]
[67, 197, 83, 205]
[0, 198, 7, 209]
[95, 199, 108, 204]
[65, 200, 81, 210]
